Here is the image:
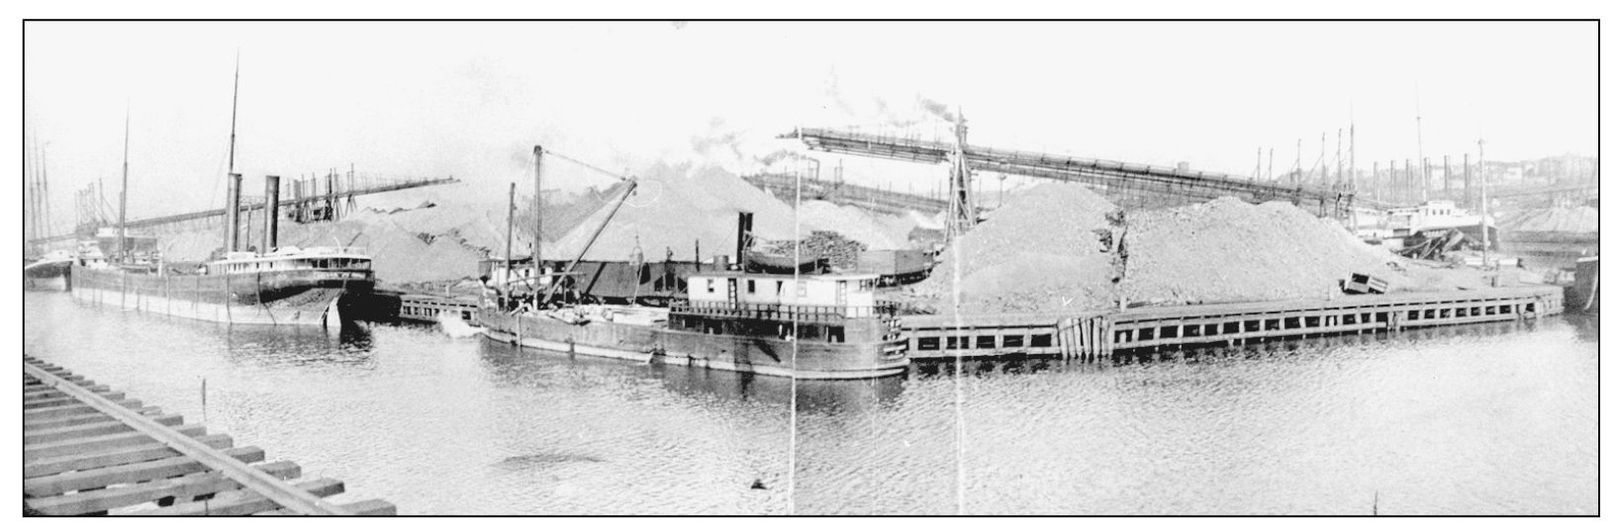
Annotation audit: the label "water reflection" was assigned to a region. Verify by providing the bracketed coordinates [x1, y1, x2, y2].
[217, 324, 377, 369]
[24, 292, 1597, 515]
[474, 337, 905, 409]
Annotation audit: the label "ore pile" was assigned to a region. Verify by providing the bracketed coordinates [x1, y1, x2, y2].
[545, 162, 800, 262]
[768, 231, 868, 268]
[1119, 198, 1400, 306]
[914, 183, 1122, 314]
[912, 186, 1491, 314]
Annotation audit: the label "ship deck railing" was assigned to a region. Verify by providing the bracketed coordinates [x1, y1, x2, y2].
[672, 300, 898, 323]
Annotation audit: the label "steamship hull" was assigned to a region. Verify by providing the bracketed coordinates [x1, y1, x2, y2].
[479, 308, 910, 380]
[24, 259, 72, 291]
[70, 267, 373, 326]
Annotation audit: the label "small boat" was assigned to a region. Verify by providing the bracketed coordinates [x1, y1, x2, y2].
[23, 250, 75, 291]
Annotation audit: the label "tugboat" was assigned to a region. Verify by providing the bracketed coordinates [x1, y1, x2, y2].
[480, 270, 909, 379]
[477, 146, 909, 379]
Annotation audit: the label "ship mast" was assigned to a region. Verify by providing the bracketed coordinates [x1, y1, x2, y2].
[223, 52, 243, 253]
[532, 145, 544, 310]
[118, 108, 130, 264]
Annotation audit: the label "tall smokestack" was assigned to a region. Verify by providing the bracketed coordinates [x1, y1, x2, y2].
[736, 211, 754, 270]
[263, 175, 280, 253]
[225, 173, 243, 253]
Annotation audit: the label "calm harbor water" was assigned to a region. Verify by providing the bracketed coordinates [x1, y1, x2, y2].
[24, 292, 1597, 515]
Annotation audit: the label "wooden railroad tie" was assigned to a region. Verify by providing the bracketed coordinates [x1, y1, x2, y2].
[21, 355, 396, 516]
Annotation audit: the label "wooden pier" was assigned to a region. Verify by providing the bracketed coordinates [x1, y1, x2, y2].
[901, 286, 1564, 361]
[23, 355, 395, 516]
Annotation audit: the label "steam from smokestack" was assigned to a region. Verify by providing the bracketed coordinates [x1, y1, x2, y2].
[917, 97, 957, 124]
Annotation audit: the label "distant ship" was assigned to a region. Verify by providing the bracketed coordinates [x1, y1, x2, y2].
[1357, 200, 1499, 249]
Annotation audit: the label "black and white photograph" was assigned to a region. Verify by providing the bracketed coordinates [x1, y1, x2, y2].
[17, 15, 1601, 516]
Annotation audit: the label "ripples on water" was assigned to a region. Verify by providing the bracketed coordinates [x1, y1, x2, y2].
[24, 294, 1596, 515]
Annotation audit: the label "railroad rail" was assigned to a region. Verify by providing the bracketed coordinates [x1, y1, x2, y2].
[22, 355, 394, 516]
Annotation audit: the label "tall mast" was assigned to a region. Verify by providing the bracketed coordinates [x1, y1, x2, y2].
[532, 145, 544, 309]
[1345, 106, 1358, 190]
[504, 181, 516, 300]
[1415, 91, 1427, 202]
[26, 135, 39, 245]
[41, 144, 50, 240]
[227, 51, 240, 177]
[1267, 147, 1274, 180]
[1477, 139, 1489, 268]
[223, 52, 243, 253]
[118, 107, 130, 264]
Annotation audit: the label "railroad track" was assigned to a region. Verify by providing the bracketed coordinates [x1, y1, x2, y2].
[22, 355, 395, 516]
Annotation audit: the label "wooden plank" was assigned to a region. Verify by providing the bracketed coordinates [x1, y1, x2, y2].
[26, 399, 145, 420]
[25, 460, 300, 516]
[341, 499, 398, 515]
[26, 379, 100, 393]
[25, 434, 234, 479]
[26, 391, 127, 410]
[25, 424, 207, 463]
[25, 406, 164, 432]
[253, 508, 299, 516]
[131, 477, 343, 516]
[26, 414, 184, 445]
[26, 446, 266, 497]
[26, 385, 113, 401]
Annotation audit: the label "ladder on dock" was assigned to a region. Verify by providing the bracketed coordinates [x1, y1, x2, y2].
[23, 355, 395, 516]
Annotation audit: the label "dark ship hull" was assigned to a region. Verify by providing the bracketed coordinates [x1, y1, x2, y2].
[479, 308, 909, 379]
[70, 267, 373, 326]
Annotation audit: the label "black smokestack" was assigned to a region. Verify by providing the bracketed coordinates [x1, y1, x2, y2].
[263, 175, 280, 253]
[225, 173, 242, 252]
[736, 211, 753, 270]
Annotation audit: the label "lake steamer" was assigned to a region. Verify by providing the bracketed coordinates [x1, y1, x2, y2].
[480, 272, 910, 379]
[72, 246, 375, 326]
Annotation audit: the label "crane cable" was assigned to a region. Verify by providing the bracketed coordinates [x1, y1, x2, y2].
[545, 149, 634, 183]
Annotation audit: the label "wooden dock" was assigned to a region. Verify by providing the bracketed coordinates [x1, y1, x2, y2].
[23, 355, 395, 516]
[901, 286, 1565, 361]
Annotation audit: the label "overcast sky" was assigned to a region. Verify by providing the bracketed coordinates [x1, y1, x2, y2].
[23, 21, 1596, 231]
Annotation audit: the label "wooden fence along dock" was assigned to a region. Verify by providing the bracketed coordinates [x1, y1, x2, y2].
[901, 286, 1564, 362]
[23, 355, 394, 516]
